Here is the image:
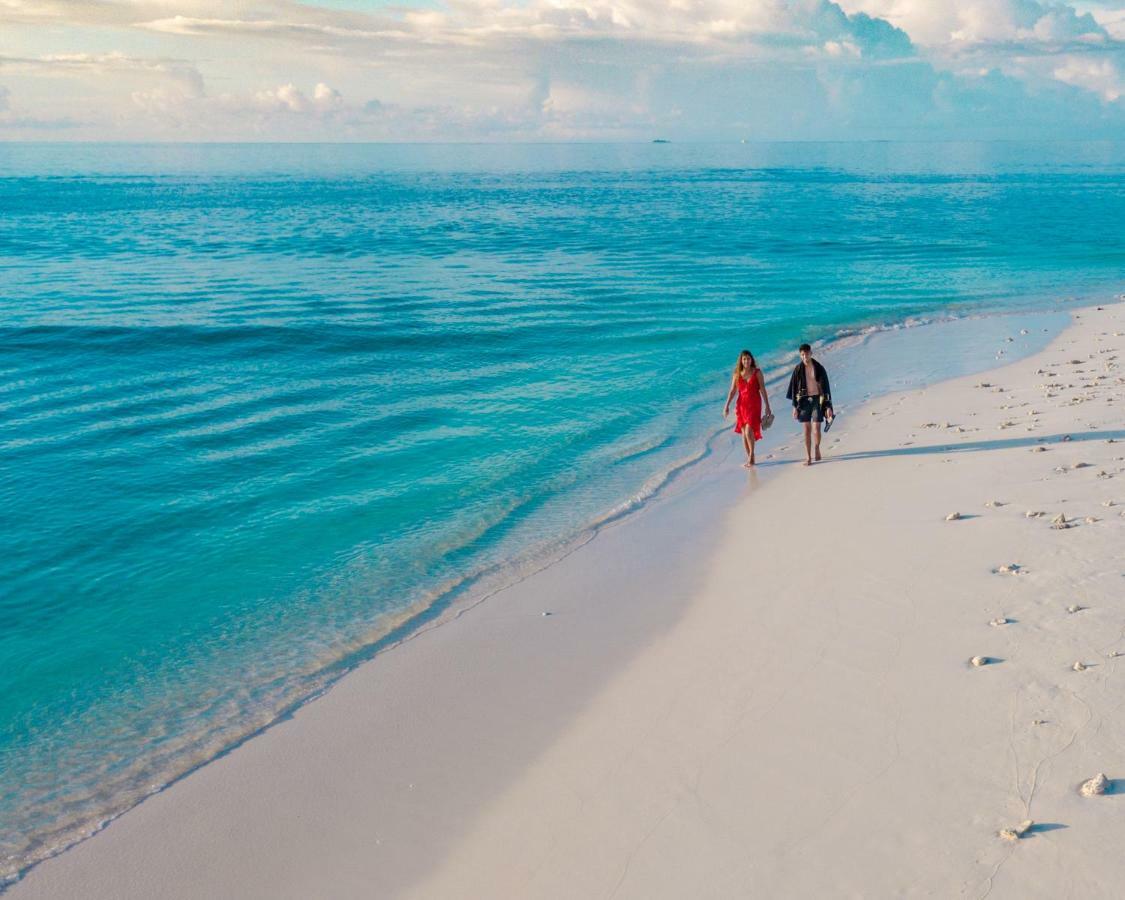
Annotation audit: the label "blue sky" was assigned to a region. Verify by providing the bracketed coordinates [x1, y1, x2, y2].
[1, 0, 1123, 140]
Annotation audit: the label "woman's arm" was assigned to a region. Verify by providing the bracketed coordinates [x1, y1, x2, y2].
[757, 369, 771, 415]
[723, 373, 738, 418]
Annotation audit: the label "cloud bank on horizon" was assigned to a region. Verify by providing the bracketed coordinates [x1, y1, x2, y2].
[0, 0, 1122, 140]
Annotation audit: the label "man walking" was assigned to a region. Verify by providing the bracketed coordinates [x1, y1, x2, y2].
[785, 343, 834, 466]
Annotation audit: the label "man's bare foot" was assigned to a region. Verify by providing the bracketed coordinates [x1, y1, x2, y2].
[815, 449, 822, 461]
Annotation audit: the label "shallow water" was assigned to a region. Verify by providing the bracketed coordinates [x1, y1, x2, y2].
[1, 141, 1123, 882]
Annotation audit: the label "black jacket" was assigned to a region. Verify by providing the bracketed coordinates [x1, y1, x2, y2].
[785, 359, 832, 409]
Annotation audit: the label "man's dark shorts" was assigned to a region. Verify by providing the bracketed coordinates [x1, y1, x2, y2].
[796, 396, 824, 424]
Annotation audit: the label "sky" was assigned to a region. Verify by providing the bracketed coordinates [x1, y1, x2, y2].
[0, 0, 1123, 140]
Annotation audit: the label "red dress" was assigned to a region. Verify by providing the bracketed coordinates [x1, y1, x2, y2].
[734, 370, 763, 440]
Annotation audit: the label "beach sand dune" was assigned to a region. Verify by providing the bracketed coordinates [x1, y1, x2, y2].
[12, 303, 1125, 899]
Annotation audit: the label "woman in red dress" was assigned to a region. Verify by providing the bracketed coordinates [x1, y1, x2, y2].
[723, 349, 772, 468]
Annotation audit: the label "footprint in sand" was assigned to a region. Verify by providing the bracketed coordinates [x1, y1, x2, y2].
[1052, 514, 1073, 530]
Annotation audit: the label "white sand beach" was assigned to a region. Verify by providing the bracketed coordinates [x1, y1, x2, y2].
[12, 301, 1125, 899]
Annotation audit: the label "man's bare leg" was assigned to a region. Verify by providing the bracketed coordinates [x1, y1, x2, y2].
[803, 422, 813, 465]
[814, 422, 822, 461]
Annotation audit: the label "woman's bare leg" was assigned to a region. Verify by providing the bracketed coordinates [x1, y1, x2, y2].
[742, 424, 755, 467]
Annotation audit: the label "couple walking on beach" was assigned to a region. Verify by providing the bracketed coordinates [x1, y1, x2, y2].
[723, 343, 834, 467]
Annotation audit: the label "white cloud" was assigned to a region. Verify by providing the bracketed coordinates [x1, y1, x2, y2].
[0, 0, 1123, 139]
[1054, 54, 1123, 99]
[250, 82, 344, 114]
[837, 0, 1108, 47]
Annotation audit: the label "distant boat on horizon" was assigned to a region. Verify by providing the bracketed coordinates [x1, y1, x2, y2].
[652, 139, 670, 144]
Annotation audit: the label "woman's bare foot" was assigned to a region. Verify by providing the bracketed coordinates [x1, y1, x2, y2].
[815, 449, 822, 462]
[742, 459, 753, 468]
[803, 458, 813, 466]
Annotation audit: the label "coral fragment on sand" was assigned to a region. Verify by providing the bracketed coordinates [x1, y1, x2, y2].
[1000, 820, 1034, 841]
[1080, 774, 1108, 797]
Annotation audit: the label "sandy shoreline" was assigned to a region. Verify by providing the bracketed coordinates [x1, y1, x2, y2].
[12, 300, 1125, 898]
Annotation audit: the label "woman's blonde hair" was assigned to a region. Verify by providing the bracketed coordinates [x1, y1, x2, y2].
[732, 349, 756, 380]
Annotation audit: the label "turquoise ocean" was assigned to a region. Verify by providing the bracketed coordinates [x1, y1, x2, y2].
[1, 141, 1123, 882]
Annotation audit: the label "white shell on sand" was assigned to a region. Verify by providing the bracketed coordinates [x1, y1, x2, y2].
[989, 618, 1009, 627]
[1080, 774, 1108, 797]
[971, 656, 989, 667]
[945, 512, 962, 521]
[1051, 514, 1071, 529]
[997, 564, 1022, 575]
[1025, 510, 1045, 518]
[1108, 650, 1122, 659]
[1000, 820, 1035, 841]
[1067, 604, 1083, 614]
[1073, 661, 1088, 672]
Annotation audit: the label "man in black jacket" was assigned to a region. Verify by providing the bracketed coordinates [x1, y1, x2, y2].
[785, 343, 834, 466]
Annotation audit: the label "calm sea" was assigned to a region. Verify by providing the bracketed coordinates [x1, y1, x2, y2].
[1, 142, 1123, 882]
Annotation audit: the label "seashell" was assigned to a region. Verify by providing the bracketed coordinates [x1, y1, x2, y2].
[997, 564, 1022, 575]
[945, 512, 962, 521]
[1067, 604, 1082, 614]
[1032, 719, 1046, 726]
[1080, 774, 1108, 797]
[971, 656, 989, 667]
[1051, 514, 1072, 530]
[1073, 661, 1088, 672]
[989, 618, 1009, 627]
[1085, 516, 1098, 524]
